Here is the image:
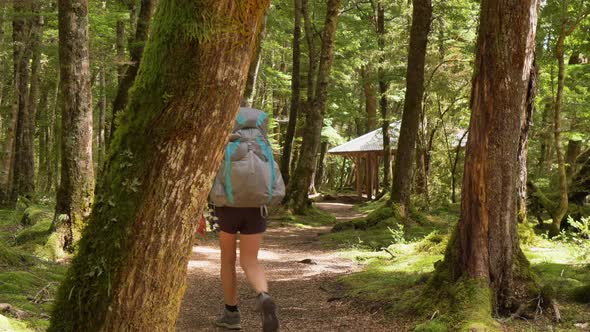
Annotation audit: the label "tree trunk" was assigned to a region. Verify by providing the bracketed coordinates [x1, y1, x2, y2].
[550, 28, 569, 237]
[451, 130, 468, 204]
[109, 0, 156, 141]
[432, 0, 540, 322]
[390, 0, 432, 214]
[48, 1, 269, 330]
[4, 0, 32, 207]
[378, 1, 391, 193]
[570, 149, 590, 205]
[48, 75, 60, 193]
[97, 64, 107, 169]
[37, 82, 51, 193]
[116, 20, 125, 84]
[281, 0, 302, 187]
[0, 3, 6, 109]
[52, 0, 95, 253]
[21, 0, 44, 197]
[564, 53, 582, 183]
[536, 98, 552, 172]
[315, 141, 328, 192]
[518, 62, 537, 223]
[289, 0, 341, 214]
[302, 0, 317, 103]
[362, 66, 377, 131]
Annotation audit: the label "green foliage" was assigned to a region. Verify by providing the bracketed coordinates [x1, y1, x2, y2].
[0, 208, 66, 330]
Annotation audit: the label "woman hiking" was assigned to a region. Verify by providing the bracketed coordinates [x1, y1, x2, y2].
[208, 107, 285, 331]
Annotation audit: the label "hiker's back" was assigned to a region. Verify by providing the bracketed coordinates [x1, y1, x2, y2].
[210, 107, 285, 208]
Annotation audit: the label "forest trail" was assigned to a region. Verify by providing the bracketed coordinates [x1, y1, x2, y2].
[177, 202, 395, 332]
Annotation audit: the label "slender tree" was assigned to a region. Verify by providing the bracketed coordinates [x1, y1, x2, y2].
[280, 0, 303, 186]
[549, 1, 590, 236]
[377, 1, 391, 193]
[289, 0, 341, 213]
[49, 1, 269, 330]
[390, 0, 432, 214]
[0, 0, 32, 207]
[52, 0, 94, 252]
[430, 0, 541, 324]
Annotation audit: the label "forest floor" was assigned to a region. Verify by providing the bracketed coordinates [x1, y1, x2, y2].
[177, 202, 403, 331]
[0, 199, 588, 331]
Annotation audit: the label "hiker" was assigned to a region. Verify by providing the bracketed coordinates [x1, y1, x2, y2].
[209, 107, 285, 331]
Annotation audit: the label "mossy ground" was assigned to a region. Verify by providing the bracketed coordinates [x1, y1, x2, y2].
[271, 205, 337, 228]
[330, 200, 590, 331]
[0, 203, 67, 331]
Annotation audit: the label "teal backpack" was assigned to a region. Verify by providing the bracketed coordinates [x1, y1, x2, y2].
[209, 108, 285, 208]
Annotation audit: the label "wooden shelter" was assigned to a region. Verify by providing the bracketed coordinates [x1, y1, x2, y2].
[328, 121, 401, 199]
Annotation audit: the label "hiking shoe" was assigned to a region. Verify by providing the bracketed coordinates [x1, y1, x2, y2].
[215, 308, 241, 330]
[256, 293, 279, 332]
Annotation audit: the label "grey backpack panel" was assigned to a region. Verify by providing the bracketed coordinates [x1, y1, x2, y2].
[210, 108, 285, 207]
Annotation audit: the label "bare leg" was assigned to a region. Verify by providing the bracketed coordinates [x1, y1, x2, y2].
[239, 233, 268, 294]
[219, 231, 238, 306]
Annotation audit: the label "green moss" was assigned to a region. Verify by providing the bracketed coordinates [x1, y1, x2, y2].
[278, 207, 336, 227]
[16, 218, 52, 245]
[0, 242, 33, 267]
[414, 318, 449, 332]
[20, 206, 51, 227]
[572, 285, 590, 303]
[0, 314, 31, 332]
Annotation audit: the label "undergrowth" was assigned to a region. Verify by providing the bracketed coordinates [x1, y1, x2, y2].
[331, 200, 590, 331]
[0, 202, 67, 331]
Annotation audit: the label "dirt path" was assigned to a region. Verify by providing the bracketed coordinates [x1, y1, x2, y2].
[177, 202, 393, 331]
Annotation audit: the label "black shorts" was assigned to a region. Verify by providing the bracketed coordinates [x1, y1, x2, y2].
[214, 207, 267, 235]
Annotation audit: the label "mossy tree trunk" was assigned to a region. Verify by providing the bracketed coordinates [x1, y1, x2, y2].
[432, 0, 540, 323]
[52, 0, 94, 253]
[289, 0, 341, 214]
[280, 0, 302, 187]
[109, 0, 155, 142]
[48, 1, 269, 330]
[389, 0, 431, 215]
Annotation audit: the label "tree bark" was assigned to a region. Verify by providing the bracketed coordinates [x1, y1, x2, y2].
[37, 83, 51, 193]
[3, 0, 32, 207]
[109, 0, 156, 142]
[550, 9, 569, 237]
[289, 0, 341, 214]
[536, 98, 552, 172]
[451, 130, 468, 204]
[0, 3, 6, 109]
[378, 1, 391, 193]
[52, 0, 95, 253]
[433, 0, 540, 319]
[97, 64, 107, 169]
[280, 0, 303, 187]
[116, 20, 125, 84]
[362, 66, 377, 131]
[48, 74, 60, 193]
[48, 1, 269, 330]
[315, 141, 328, 192]
[390, 0, 432, 214]
[518, 62, 537, 223]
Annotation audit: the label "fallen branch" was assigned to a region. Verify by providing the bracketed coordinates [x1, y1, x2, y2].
[0, 303, 29, 319]
[380, 247, 395, 260]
